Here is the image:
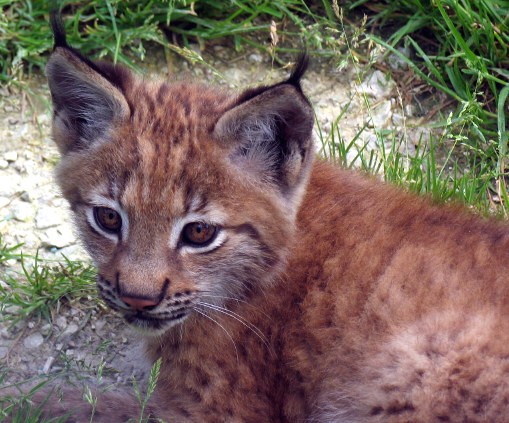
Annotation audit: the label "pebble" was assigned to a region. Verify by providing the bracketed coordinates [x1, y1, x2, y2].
[23, 333, 44, 349]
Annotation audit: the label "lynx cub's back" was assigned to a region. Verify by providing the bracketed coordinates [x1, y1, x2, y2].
[23, 12, 509, 422]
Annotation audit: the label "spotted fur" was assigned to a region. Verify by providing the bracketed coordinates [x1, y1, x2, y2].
[10, 12, 509, 423]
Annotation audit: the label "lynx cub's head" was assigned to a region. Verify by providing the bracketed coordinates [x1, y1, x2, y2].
[46, 14, 314, 334]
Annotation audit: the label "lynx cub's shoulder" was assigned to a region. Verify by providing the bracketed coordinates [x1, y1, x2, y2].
[32, 12, 509, 422]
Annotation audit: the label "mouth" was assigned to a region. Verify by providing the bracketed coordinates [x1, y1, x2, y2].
[123, 310, 190, 335]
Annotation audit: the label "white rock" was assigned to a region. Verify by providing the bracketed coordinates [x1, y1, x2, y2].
[3, 151, 18, 162]
[35, 206, 62, 229]
[23, 333, 44, 349]
[358, 70, 396, 98]
[0, 159, 8, 169]
[39, 225, 76, 248]
[11, 202, 35, 222]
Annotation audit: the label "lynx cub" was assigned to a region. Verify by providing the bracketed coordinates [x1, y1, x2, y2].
[26, 13, 509, 422]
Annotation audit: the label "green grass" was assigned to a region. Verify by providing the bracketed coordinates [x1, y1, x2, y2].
[0, 235, 97, 328]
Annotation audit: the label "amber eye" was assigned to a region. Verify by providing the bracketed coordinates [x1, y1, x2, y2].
[182, 222, 217, 246]
[94, 207, 122, 233]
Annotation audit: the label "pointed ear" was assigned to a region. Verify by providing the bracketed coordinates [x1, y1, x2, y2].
[214, 75, 314, 197]
[46, 47, 130, 154]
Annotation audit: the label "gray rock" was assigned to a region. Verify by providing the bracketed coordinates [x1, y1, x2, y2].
[23, 333, 44, 349]
[35, 206, 62, 229]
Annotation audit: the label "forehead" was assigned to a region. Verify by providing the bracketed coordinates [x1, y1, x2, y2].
[95, 80, 234, 214]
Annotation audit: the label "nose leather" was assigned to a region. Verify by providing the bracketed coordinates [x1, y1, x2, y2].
[120, 296, 159, 310]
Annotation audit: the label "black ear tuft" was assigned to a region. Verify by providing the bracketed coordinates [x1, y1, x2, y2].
[285, 53, 309, 92]
[50, 9, 68, 49]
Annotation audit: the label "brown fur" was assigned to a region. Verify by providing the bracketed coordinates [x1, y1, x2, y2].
[5, 16, 509, 423]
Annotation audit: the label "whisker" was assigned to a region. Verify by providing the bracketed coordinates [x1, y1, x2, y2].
[200, 294, 273, 320]
[197, 302, 273, 356]
[194, 308, 239, 362]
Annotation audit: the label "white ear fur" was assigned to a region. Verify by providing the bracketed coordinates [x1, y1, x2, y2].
[46, 48, 129, 154]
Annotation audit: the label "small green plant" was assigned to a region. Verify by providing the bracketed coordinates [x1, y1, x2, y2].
[131, 358, 164, 423]
[0, 251, 97, 327]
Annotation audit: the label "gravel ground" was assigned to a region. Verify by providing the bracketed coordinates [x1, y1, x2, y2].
[0, 46, 438, 393]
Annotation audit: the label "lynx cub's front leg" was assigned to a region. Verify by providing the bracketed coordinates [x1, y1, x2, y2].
[9, 11, 509, 423]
